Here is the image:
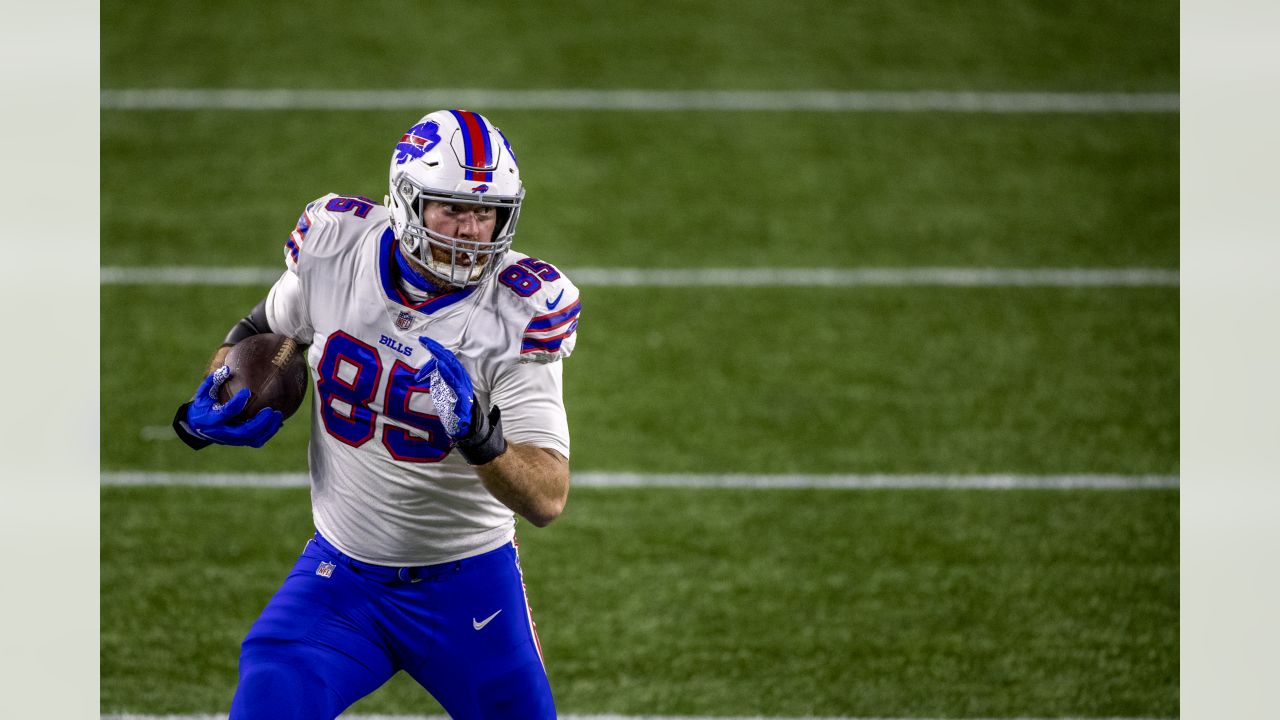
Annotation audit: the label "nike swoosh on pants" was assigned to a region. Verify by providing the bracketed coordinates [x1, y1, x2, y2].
[472, 609, 502, 630]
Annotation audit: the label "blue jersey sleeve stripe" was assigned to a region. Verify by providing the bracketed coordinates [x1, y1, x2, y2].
[520, 321, 579, 353]
[286, 207, 314, 257]
[524, 301, 581, 332]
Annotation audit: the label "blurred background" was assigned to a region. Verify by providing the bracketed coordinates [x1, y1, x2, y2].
[100, 1, 1178, 716]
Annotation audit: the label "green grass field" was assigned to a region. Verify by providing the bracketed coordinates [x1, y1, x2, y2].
[102, 111, 1178, 270]
[103, 284, 1176, 475]
[103, 487, 1177, 716]
[102, 0, 1179, 716]
[102, 1, 1177, 92]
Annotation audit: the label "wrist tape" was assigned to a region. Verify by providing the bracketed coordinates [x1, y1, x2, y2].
[172, 401, 213, 450]
[457, 403, 508, 466]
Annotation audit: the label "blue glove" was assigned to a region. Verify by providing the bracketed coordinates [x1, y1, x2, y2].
[415, 336, 475, 439]
[182, 365, 284, 448]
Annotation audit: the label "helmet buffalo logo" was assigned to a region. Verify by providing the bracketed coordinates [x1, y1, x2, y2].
[471, 184, 490, 193]
[394, 121, 443, 165]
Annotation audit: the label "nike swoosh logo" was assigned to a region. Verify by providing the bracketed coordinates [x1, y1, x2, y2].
[472, 609, 502, 630]
[546, 290, 565, 310]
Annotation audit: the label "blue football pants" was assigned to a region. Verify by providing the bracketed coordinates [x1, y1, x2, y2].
[228, 532, 555, 719]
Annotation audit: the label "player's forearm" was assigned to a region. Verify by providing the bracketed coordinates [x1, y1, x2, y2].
[205, 296, 273, 375]
[474, 443, 569, 528]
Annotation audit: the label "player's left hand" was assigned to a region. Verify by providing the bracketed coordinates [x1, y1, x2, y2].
[416, 336, 509, 465]
[415, 336, 475, 439]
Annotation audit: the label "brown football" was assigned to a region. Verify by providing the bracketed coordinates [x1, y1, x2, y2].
[218, 333, 309, 420]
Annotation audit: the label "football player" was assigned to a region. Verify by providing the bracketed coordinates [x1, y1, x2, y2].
[172, 109, 578, 719]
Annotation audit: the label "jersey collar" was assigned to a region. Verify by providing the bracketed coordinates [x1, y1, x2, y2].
[378, 228, 477, 315]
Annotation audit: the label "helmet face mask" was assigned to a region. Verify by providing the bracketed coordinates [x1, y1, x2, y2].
[386, 110, 524, 289]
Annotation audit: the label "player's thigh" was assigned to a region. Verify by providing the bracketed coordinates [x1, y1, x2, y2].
[398, 543, 555, 719]
[234, 540, 396, 716]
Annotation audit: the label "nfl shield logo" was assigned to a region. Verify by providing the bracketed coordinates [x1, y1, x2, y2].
[396, 311, 413, 330]
[316, 561, 336, 578]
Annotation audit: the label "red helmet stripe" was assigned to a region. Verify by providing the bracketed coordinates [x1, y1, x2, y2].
[450, 109, 495, 182]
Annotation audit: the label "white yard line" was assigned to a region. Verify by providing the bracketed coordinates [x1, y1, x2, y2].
[568, 267, 1180, 287]
[100, 472, 1178, 490]
[102, 266, 283, 286]
[99, 266, 1179, 288]
[100, 88, 1179, 113]
[100, 714, 1177, 720]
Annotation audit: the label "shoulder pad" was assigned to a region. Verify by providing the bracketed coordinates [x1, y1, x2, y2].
[282, 193, 386, 273]
[498, 256, 581, 364]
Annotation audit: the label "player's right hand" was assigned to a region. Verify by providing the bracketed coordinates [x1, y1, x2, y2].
[184, 365, 284, 448]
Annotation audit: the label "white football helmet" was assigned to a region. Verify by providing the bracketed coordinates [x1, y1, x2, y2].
[386, 109, 524, 288]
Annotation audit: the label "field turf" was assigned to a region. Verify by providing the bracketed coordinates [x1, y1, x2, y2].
[103, 284, 1176, 475]
[102, 486, 1177, 716]
[102, 111, 1178, 270]
[102, 1, 1177, 92]
[101, 0, 1179, 716]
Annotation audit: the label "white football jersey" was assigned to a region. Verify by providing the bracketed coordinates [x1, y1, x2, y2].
[264, 193, 579, 565]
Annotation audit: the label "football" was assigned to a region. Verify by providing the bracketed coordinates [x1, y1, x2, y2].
[218, 333, 309, 420]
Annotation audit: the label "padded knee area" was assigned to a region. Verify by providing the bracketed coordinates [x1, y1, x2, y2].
[230, 657, 340, 720]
